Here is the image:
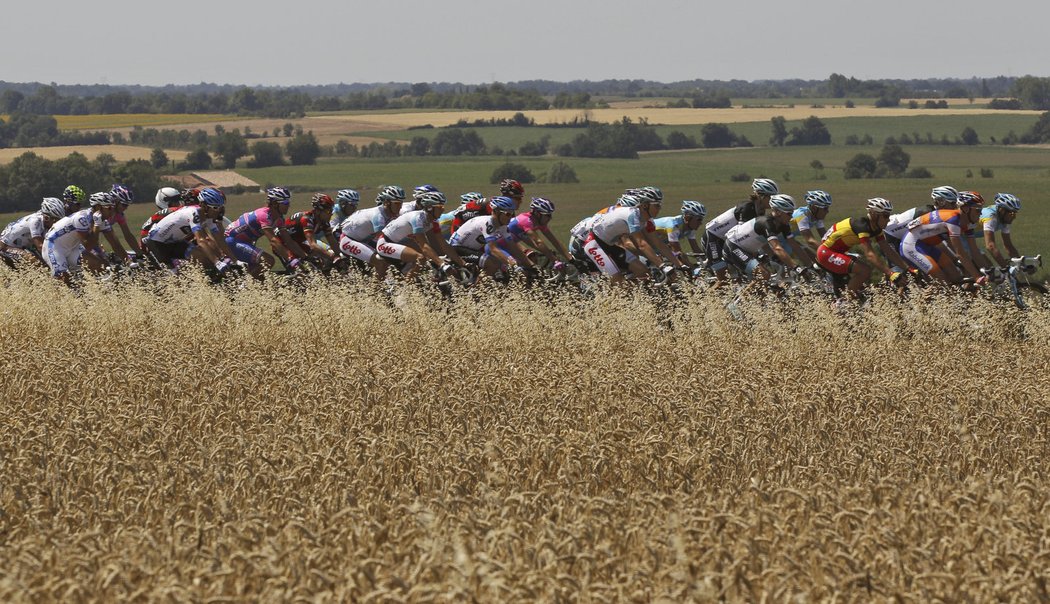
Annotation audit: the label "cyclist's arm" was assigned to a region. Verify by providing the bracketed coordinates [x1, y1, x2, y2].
[118, 221, 140, 256]
[1001, 232, 1020, 259]
[540, 229, 572, 262]
[963, 232, 991, 270]
[193, 228, 223, 264]
[304, 229, 336, 260]
[640, 229, 685, 269]
[983, 231, 1008, 267]
[102, 229, 127, 259]
[267, 226, 308, 260]
[27, 236, 49, 267]
[766, 237, 798, 269]
[949, 235, 981, 280]
[624, 231, 665, 268]
[873, 239, 905, 278]
[686, 235, 704, 261]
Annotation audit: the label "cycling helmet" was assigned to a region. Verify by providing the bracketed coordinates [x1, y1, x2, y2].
[994, 192, 1021, 212]
[198, 188, 226, 208]
[62, 185, 86, 204]
[417, 190, 447, 209]
[617, 194, 641, 208]
[181, 187, 203, 204]
[89, 191, 115, 208]
[412, 184, 439, 200]
[461, 191, 484, 204]
[266, 186, 292, 203]
[752, 178, 779, 196]
[110, 184, 134, 204]
[681, 200, 707, 219]
[40, 197, 66, 219]
[530, 197, 555, 215]
[804, 190, 833, 209]
[956, 190, 984, 208]
[930, 185, 958, 203]
[155, 186, 183, 210]
[376, 185, 406, 204]
[768, 194, 796, 213]
[633, 187, 663, 205]
[337, 189, 360, 206]
[312, 193, 335, 210]
[489, 196, 517, 213]
[499, 179, 525, 197]
[866, 197, 894, 214]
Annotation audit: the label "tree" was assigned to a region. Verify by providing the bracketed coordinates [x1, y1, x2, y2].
[786, 116, 831, 145]
[960, 127, 979, 145]
[769, 116, 788, 146]
[546, 161, 579, 184]
[247, 141, 285, 168]
[407, 136, 430, 156]
[182, 147, 213, 170]
[665, 130, 697, 149]
[1011, 76, 1050, 110]
[490, 162, 535, 184]
[1020, 111, 1050, 143]
[877, 144, 910, 176]
[213, 131, 248, 169]
[150, 147, 169, 170]
[843, 153, 877, 179]
[285, 132, 321, 165]
[700, 123, 734, 148]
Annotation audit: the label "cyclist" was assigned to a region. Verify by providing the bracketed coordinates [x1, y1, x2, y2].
[337, 185, 405, 279]
[652, 200, 707, 268]
[139, 188, 188, 258]
[790, 190, 833, 263]
[981, 193, 1023, 269]
[505, 197, 573, 269]
[107, 184, 146, 262]
[583, 193, 680, 285]
[0, 197, 67, 268]
[42, 191, 116, 283]
[702, 178, 779, 284]
[449, 192, 488, 235]
[724, 194, 805, 281]
[60, 185, 86, 216]
[329, 189, 360, 233]
[900, 193, 983, 285]
[883, 202, 935, 257]
[401, 184, 439, 215]
[281, 193, 341, 268]
[817, 197, 908, 296]
[931, 185, 959, 210]
[955, 191, 991, 270]
[145, 188, 231, 270]
[449, 195, 538, 278]
[224, 186, 309, 277]
[375, 190, 468, 279]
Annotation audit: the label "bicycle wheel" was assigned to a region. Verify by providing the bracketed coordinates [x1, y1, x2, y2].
[1014, 281, 1049, 310]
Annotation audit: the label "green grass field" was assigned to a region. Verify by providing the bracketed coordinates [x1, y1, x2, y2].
[53, 114, 248, 130]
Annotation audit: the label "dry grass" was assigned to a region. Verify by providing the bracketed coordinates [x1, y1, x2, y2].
[54, 114, 241, 131]
[0, 145, 188, 165]
[1, 272, 1048, 601]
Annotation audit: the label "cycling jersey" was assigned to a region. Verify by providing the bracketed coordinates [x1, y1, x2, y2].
[979, 206, 1011, 234]
[43, 209, 96, 276]
[569, 206, 614, 241]
[381, 210, 439, 243]
[1, 212, 48, 249]
[449, 215, 512, 252]
[283, 210, 332, 244]
[450, 200, 490, 233]
[91, 212, 115, 233]
[147, 206, 217, 244]
[504, 212, 551, 245]
[820, 216, 885, 253]
[438, 207, 462, 237]
[907, 209, 965, 244]
[790, 207, 824, 236]
[707, 201, 759, 239]
[591, 206, 644, 244]
[340, 206, 393, 241]
[140, 206, 188, 240]
[329, 202, 355, 233]
[652, 214, 696, 244]
[225, 207, 282, 244]
[883, 205, 933, 241]
[399, 200, 418, 215]
[725, 216, 793, 254]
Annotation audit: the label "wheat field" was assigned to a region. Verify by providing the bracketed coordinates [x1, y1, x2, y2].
[1, 272, 1048, 601]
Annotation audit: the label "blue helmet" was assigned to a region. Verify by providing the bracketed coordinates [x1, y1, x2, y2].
[489, 196, 516, 213]
[266, 186, 292, 203]
[198, 188, 226, 208]
[681, 200, 707, 218]
[413, 184, 439, 200]
[994, 192, 1021, 212]
[110, 184, 134, 204]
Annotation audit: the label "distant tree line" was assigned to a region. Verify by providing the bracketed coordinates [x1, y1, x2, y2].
[0, 113, 110, 148]
[0, 152, 162, 213]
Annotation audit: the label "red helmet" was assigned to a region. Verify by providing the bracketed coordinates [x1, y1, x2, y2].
[312, 193, 335, 210]
[499, 179, 524, 197]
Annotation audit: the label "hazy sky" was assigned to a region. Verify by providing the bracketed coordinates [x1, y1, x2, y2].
[7, 0, 1048, 86]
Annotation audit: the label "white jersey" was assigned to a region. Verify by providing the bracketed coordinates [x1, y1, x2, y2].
[381, 209, 434, 243]
[448, 215, 511, 251]
[399, 201, 418, 215]
[726, 216, 794, 254]
[1, 212, 48, 249]
[45, 209, 95, 248]
[591, 206, 643, 244]
[147, 206, 217, 243]
[705, 207, 738, 238]
[91, 212, 115, 233]
[570, 206, 615, 240]
[884, 207, 923, 240]
[340, 206, 393, 241]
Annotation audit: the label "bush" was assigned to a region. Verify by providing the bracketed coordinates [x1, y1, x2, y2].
[906, 167, 934, 178]
[844, 100, 855, 108]
[182, 147, 213, 170]
[247, 141, 285, 168]
[843, 153, 877, 179]
[285, 132, 321, 165]
[785, 116, 831, 146]
[960, 127, 979, 145]
[490, 162, 535, 184]
[665, 130, 698, 149]
[988, 98, 1023, 110]
[980, 168, 995, 178]
[729, 172, 751, 183]
[546, 161, 579, 184]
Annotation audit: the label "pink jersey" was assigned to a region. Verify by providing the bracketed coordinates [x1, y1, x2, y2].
[505, 212, 549, 243]
[225, 207, 281, 244]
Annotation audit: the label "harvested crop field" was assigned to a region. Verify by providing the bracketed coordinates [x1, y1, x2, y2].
[0, 145, 188, 165]
[1, 275, 1048, 601]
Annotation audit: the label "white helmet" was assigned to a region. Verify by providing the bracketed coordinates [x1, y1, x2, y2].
[931, 185, 958, 204]
[804, 190, 833, 209]
[155, 187, 183, 210]
[768, 194, 796, 214]
[866, 197, 894, 214]
[752, 178, 779, 196]
[40, 197, 66, 219]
